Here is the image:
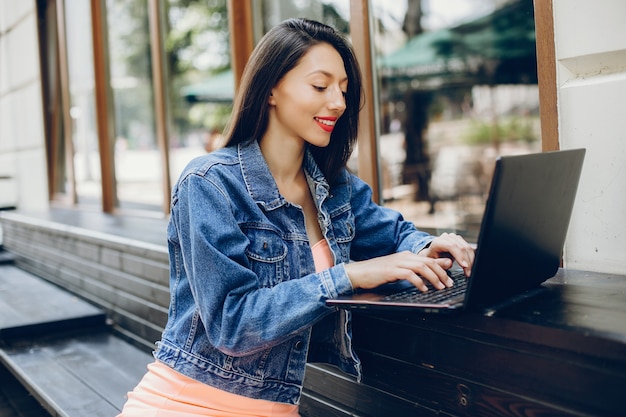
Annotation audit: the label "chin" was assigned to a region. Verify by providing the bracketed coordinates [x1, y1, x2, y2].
[307, 136, 332, 148]
[309, 142, 330, 149]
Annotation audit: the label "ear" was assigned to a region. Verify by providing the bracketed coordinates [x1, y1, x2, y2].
[268, 90, 276, 105]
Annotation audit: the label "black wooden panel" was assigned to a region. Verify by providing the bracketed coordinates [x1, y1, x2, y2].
[348, 269, 626, 417]
[354, 349, 579, 417]
[303, 364, 443, 417]
[353, 314, 625, 413]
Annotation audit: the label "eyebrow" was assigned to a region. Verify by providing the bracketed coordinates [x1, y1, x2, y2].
[307, 70, 348, 83]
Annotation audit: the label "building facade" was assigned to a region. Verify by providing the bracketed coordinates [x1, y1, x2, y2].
[0, 0, 624, 275]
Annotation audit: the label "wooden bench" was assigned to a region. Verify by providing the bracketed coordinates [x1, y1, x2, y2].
[0, 252, 152, 417]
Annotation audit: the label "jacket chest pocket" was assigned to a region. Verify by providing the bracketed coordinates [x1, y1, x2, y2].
[331, 211, 355, 243]
[331, 206, 356, 249]
[244, 227, 288, 287]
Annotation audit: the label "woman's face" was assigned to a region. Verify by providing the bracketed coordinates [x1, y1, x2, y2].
[268, 42, 348, 148]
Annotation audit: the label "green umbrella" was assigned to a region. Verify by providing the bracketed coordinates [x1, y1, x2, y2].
[181, 70, 234, 103]
[378, 0, 536, 84]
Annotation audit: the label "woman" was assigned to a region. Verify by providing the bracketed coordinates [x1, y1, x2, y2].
[119, 18, 474, 416]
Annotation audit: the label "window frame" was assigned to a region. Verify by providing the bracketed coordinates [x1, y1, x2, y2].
[39, 0, 557, 214]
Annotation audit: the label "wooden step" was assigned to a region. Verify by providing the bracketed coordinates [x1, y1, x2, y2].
[0, 330, 152, 417]
[0, 248, 15, 265]
[0, 265, 106, 341]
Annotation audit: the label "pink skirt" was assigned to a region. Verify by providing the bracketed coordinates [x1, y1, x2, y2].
[117, 361, 300, 417]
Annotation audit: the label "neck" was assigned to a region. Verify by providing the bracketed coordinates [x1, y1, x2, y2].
[259, 134, 306, 184]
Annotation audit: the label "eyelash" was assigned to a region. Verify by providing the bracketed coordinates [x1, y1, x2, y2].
[313, 85, 348, 97]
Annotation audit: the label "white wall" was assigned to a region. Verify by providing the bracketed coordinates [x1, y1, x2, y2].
[554, 0, 626, 274]
[0, 0, 48, 211]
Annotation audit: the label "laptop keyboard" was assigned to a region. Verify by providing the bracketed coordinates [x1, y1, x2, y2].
[382, 270, 467, 304]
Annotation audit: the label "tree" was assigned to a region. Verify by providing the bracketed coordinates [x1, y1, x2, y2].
[165, 0, 231, 145]
[400, 0, 432, 208]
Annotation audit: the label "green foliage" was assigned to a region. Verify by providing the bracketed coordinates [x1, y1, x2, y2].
[463, 116, 538, 145]
[106, 0, 156, 148]
[165, 0, 229, 74]
[164, 0, 230, 142]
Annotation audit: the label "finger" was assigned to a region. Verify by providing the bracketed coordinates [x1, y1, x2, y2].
[458, 239, 475, 276]
[412, 276, 430, 292]
[464, 247, 476, 276]
[395, 253, 454, 290]
[417, 262, 453, 290]
[432, 234, 474, 277]
[396, 269, 429, 292]
[435, 257, 453, 270]
[444, 235, 473, 270]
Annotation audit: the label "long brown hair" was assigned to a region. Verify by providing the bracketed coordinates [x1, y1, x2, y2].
[223, 18, 363, 184]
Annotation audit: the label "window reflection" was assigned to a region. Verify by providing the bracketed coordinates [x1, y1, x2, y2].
[107, 0, 161, 211]
[258, 0, 350, 35]
[372, 0, 540, 240]
[165, 0, 232, 184]
[64, 0, 101, 207]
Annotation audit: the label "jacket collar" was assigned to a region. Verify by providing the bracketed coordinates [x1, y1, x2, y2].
[238, 139, 330, 211]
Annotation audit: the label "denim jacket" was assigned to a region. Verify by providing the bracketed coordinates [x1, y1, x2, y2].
[154, 139, 433, 404]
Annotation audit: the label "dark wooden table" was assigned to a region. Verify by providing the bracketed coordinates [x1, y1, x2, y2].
[302, 269, 626, 416]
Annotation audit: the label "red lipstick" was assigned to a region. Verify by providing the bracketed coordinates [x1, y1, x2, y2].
[315, 116, 337, 133]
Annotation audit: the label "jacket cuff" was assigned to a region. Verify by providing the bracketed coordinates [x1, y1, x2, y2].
[414, 236, 435, 254]
[320, 263, 354, 298]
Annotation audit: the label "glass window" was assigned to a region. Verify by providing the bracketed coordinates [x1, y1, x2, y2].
[165, 0, 232, 183]
[106, 0, 162, 211]
[372, 0, 540, 241]
[64, 0, 101, 207]
[257, 0, 350, 35]
[166, 0, 353, 182]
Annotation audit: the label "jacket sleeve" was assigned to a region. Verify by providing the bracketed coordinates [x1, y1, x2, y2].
[169, 172, 353, 357]
[345, 172, 434, 261]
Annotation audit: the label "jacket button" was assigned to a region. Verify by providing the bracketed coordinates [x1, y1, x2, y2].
[294, 340, 303, 350]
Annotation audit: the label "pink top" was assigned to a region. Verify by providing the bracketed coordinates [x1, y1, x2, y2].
[311, 239, 334, 272]
[119, 361, 300, 416]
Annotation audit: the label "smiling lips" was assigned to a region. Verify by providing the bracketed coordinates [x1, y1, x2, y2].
[315, 116, 337, 133]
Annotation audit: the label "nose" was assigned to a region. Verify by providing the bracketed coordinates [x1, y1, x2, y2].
[327, 86, 346, 112]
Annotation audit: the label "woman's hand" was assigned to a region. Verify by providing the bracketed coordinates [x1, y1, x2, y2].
[419, 232, 475, 277]
[344, 251, 454, 292]
[343, 233, 475, 292]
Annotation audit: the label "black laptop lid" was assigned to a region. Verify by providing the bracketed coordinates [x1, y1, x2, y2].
[464, 148, 586, 310]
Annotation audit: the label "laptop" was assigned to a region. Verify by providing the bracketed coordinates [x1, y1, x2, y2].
[326, 148, 586, 314]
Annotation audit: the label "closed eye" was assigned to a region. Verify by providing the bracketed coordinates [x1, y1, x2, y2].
[313, 85, 326, 92]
